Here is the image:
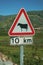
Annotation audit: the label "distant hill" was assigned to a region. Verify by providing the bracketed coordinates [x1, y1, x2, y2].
[0, 10, 43, 35]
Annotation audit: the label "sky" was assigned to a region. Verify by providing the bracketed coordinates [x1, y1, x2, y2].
[0, 0, 43, 15]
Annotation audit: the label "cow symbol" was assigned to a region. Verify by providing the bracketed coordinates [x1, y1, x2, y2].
[17, 23, 28, 31]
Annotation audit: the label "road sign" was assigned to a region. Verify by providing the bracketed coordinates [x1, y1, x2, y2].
[10, 36, 33, 45]
[8, 8, 35, 36]
[8, 8, 35, 65]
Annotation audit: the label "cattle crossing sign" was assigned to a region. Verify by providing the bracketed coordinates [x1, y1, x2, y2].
[8, 8, 35, 36]
[8, 8, 35, 65]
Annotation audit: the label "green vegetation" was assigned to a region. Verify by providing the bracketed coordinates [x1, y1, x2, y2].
[0, 42, 43, 65]
[0, 10, 43, 35]
[0, 29, 43, 65]
[0, 10, 43, 65]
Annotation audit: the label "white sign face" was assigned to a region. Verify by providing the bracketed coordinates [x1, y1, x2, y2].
[10, 36, 33, 45]
[13, 13, 32, 33]
[8, 8, 35, 36]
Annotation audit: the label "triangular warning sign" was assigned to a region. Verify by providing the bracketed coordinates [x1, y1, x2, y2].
[8, 8, 35, 36]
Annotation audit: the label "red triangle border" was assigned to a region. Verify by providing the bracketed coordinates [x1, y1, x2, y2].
[8, 8, 35, 36]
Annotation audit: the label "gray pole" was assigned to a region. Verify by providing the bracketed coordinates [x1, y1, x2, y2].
[20, 45, 24, 65]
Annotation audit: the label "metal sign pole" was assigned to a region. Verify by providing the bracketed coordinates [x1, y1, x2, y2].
[20, 45, 24, 65]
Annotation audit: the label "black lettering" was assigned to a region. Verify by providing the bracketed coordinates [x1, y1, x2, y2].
[24, 38, 26, 43]
[27, 39, 32, 42]
[12, 38, 14, 43]
[15, 38, 19, 43]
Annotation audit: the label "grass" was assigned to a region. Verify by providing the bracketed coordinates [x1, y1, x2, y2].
[0, 36, 10, 45]
[0, 29, 43, 65]
[0, 45, 43, 65]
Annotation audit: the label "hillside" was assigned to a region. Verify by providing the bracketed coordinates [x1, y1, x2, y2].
[0, 10, 43, 65]
[0, 10, 43, 35]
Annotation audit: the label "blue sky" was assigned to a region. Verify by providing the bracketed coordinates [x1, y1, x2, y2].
[0, 0, 43, 15]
